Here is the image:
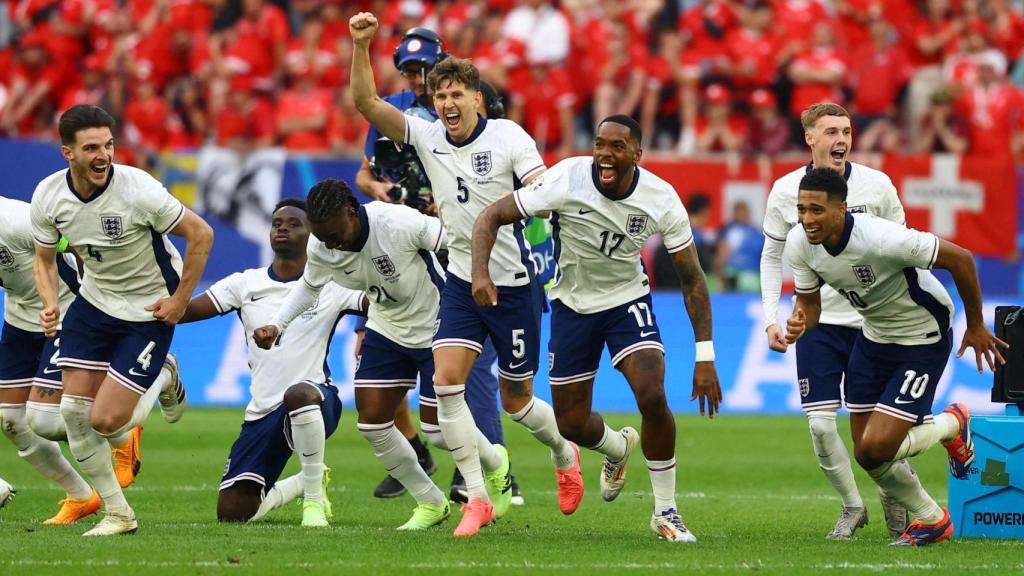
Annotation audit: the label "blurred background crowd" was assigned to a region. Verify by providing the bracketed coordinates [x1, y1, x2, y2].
[2, 0, 1023, 162]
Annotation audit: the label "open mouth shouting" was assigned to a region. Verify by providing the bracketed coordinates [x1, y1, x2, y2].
[597, 161, 617, 188]
[829, 145, 847, 166]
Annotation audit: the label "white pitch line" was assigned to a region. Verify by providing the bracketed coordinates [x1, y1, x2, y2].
[2, 559, 1021, 571]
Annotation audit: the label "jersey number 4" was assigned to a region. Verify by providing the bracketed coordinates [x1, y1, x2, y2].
[85, 244, 103, 262]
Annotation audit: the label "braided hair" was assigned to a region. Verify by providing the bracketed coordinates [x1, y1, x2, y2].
[306, 179, 359, 223]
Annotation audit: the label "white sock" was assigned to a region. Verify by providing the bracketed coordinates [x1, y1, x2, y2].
[647, 457, 677, 514]
[288, 405, 326, 504]
[26, 401, 68, 441]
[420, 421, 447, 450]
[892, 413, 959, 461]
[436, 385, 488, 501]
[806, 411, 863, 508]
[590, 424, 627, 462]
[508, 396, 575, 470]
[1, 403, 92, 499]
[250, 474, 303, 521]
[129, 380, 162, 429]
[867, 460, 944, 525]
[359, 422, 445, 506]
[60, 395, 130, 514]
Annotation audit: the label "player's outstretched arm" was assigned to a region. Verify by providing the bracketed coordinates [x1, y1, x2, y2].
[669, 244, 722, 418]
[178, 293, 220, 324]
[471, 195, 524, 307]
[933, 239, 1009, 372]
[147, 209, 213, 325]
[33, 244, 60, 337]
[760, 236, 788, 352]
[253, 278, 324, 349]
[349, 12, 407, 144]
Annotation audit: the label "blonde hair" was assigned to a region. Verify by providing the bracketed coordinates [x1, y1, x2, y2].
[426, 57, 480, 94]
[800, 103, 850, 131]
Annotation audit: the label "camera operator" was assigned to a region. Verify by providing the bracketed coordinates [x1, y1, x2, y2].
[354, 28, 516, 504]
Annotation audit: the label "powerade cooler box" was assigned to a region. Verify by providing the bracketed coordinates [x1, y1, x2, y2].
[948, 306, 1024, 538]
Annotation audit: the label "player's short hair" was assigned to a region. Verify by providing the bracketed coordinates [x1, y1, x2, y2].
[273, 198, 307, 214]
[58, 105, 116, 145]
[686, 193, 710, 215]
[306, 179, 360, 223]
[426, 57, 479, 94]
[598, 114, 643, 146]
[800, 103, 850, 132]
[799, 167, 847, 203]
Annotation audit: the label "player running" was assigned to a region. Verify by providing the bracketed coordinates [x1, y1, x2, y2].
[181, 198, 365, 527]
[784, 167, 1007, 547]
[1, 195, 101, 524]
[349, 12, 581, 536]
[472, 115, 722, 542]
[31, 105, 210, 535]
[255, 179, 461, 530]
[760, 103, 912, 539]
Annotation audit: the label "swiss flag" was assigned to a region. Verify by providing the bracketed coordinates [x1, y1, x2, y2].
[883, 154, 1016, 257]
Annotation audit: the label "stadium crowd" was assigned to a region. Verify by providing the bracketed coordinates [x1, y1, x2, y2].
[1, 0, 1023, 162]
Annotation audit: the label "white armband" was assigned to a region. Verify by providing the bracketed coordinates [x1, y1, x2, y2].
[695, 341, 715, 363]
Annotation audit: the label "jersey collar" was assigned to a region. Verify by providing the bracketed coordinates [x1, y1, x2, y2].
[591, 163, 641, 201]
[351, 205, 371, 252]
[267, 264, 302, 283]
[65, 165, 115, 203]
[446, 115, 487, 148]
[805, 161, 852, 181]
[824, 212, 855, 257]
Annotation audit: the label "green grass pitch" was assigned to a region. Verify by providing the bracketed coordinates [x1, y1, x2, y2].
[0, 408, 1020, 575]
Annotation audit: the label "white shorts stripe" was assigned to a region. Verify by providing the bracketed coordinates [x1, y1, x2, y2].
[0, 378, 34, 388]
[219, 472, 266, 491]
[56, 357, 110, 371]
[497, 369, 533, 382]
[550, 370, 599, 386]
[31, 377, 62, 389]
[432, 339, 483, 354]
[353, 379, 417, 389]
[801, 401, 842, 411]
[875, 403, 920, 423]
[611, 341, 664, 367]
[108, 368, 147, 395]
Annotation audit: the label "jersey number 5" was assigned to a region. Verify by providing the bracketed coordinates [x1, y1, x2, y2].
[456, 176, 470, 204]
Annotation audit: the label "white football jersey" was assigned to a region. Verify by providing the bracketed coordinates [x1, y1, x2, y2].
[764, 161, 905, 328]
[404, 115, 544, 287]
[514, 157, 693, 314]
[206, 267, 364, 421]
[30, 165, 185, 323]
[787, 213, 953, 346]
[303, 202, 446, 348]
[0, 197, 77, 332]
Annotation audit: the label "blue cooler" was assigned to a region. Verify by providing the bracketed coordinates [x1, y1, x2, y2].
[947, 404, 1024, 538]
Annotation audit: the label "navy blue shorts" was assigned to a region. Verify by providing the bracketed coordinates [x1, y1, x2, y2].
[433, 275, 541, 382]
[57, 297, 174, 394]
[794, 323, 860, 412]
[219, 382, 342, 493]
[548, 295, 664, 385]
[354, 328, 436, 403]
[846, 331, 952, 425]
[0, 322, 62, 389]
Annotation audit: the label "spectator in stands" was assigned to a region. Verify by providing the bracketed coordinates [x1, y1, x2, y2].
[916, 88, 969, 154]
[502, 0, 570, 66]
[723, 1, 780, 99]
[276, 70, 332, 152]
[714, 200, 763, 293]
[788, 22, 847, 133]
[329, 87, 367, 156]
[285, 16, 344, 89]
[695, 84, 744, 154]
[956, 50, 1024, 157]
[849, 18, 909, 153]
[123, 77, 170, 164]
[744, 89, 791, 157]
[214, 78, 276, 152]
[0, 32, 62, 137]
[166, 78, 208, 150]
[906, 0, 964, 143]
[640, 28, 683, 150]
[592, 22, 647, 126]
[651, 192, 716, 292]
[507, 60, 575, 155]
